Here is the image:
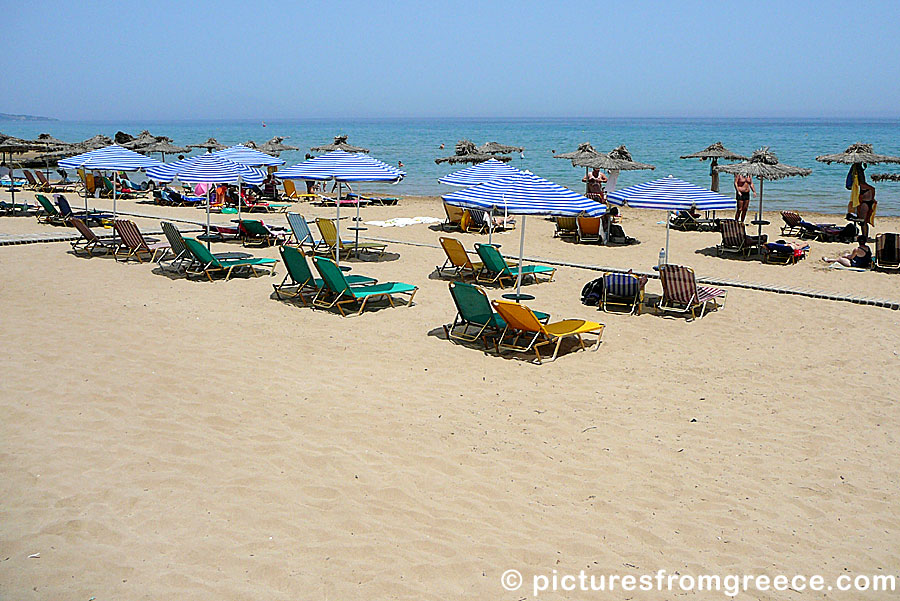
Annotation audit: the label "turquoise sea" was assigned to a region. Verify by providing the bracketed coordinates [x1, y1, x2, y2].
[4, 118, 900, 216]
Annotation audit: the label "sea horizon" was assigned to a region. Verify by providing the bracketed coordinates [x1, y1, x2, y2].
[4, 116, 900, 216]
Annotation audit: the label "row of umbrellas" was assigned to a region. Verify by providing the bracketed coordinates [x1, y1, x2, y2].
[0, 131, 376, 168]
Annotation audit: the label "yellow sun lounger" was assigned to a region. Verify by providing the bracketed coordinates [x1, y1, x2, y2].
[491, 300, 604, 363]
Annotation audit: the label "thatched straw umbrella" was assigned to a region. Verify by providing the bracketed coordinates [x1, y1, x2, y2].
[716, 147, 812, 241]
[815, 142, 900, 166]
[435, 139, 511, 164]
[78, 134, 114, 151]
[574, 145, 655, 193]
[140, 140, 190, 161]
[872, 173, 900, 182]
[680, 142, 748, 192]
[555, 142, 601, 162]
[477, 141, 524, 155]
[27, 134, 75, 179]
[815, 143, 900, 226]
[258, 136, 299, 155]
[122, 130, 163, 150]
[188, 137, 226, 152]
[0, 137, 36, 211]
[311, 135, 370, 154]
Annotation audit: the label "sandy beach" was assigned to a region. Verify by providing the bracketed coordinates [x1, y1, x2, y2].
[2, 192, 899, 600]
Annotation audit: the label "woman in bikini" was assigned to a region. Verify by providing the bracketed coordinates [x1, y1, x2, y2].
[733, 174, 755, 223]
[856, 168, 876, 239]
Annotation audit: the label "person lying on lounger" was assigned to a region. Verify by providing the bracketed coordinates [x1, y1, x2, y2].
[822, 235, 871, 268]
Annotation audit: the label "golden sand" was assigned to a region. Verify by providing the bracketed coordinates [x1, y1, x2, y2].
[1, 192, 898, 600]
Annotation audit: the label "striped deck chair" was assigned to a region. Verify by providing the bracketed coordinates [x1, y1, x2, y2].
[442, 202, 466, 231]
[554, 216, 578, 238]
[159, 221, 194, 271]
[69, 217, 117, 257]
[286, 213, 325, 253]
[491, 300, 604, 363]
[658, 264, 726, 320]
[22, 170, 44, 191]
[576, 215, 603, 244]
[716, 219, 766, 256]
[874, 233, 900, 271]
[465, 209, 490, 233]
[36, 170, 74, 192]
[601, 272, 643, 315]
[780, 211, 803, 236]
[113, 219, 170, 263]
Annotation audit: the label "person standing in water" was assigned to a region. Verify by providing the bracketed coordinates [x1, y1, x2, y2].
[733, 173, 755, 223]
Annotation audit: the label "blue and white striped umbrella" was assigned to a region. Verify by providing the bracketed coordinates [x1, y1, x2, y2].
[275, 149, 404, 182]
[58, 145, 163, 217]
[445, 172, 605, 298]
[214, 144, 285, 167]
[59, 144, 163, 170]
[438, 158, 524, 187]
[607, 175, 735, 211]
[274, 149, 403, 266]
[146, 153, 265, 185]
[442, 171, 605, 217]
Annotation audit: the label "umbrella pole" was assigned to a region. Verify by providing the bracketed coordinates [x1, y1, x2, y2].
[665, 211, 671, 264]
[206, 185, 211, 250]
[515, 216, 526, 299]
[335, 181, 341, 266]
[238, 178, 242, 222]
[488, 205, 494, 245]
[112, 171, 118, 240]
[757, 177, 764, 247]
[355, 184, 362, 249]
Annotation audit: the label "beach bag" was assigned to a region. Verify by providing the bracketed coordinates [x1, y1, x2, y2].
[581, 278, 604, 306]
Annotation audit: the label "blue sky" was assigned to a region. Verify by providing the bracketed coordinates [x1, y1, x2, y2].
[3, 0, 899, 120]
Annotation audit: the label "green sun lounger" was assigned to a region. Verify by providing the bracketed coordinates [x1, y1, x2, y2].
[474, 243, 556, 288]
[312, 256, 416, 316]
[239, 219, 288, 247]
[274, 246, 376, 304]
[183, 237, 278, 281]
[35, 194, 65, 225]
[444, 281, 549, 349]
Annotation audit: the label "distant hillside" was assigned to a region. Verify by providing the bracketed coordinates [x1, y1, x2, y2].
[0, 112, 57, 121]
